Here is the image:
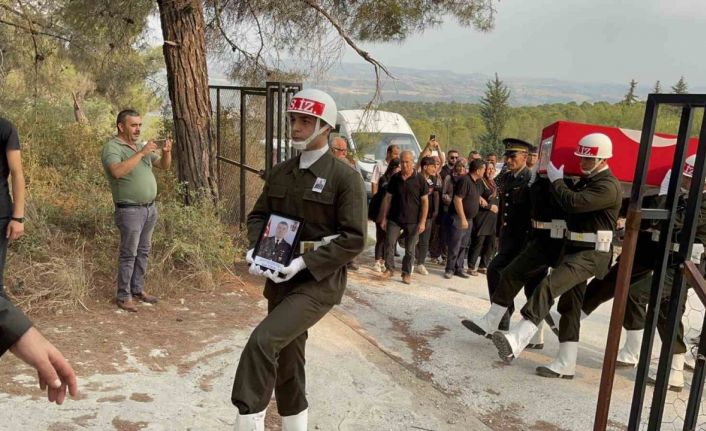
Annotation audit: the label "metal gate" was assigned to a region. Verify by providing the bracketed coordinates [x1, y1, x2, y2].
[594, 94, 706, 430]
[209, 81, 302, 224]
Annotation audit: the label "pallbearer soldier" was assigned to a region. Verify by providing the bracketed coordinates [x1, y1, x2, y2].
[492, 133, 622, 378]
[462, 172, 567, 351]
[231, 89, 366, 430]
[577, 156, 706, 391]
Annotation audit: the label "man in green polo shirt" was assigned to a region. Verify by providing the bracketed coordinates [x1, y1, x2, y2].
[101, 109, 172, 312]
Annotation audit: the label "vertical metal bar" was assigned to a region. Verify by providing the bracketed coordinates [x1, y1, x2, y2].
[216, 89, 222, 198]
[684, 313, 706, 430]
[595, 96, 658, 431]
[276, 82, 283, 163]
[265, 87, 274, 175]
[644, 107, 696, 430]
[683, 116, 706, 430]
[239, 92, 247, 226]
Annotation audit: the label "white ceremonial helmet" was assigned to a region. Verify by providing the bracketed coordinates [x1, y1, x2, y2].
[575, 133, 613, 159]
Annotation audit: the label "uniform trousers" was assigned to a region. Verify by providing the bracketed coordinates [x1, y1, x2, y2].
[231, 292, 331, 415]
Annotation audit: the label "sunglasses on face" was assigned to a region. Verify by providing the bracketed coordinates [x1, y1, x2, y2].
[449, 156, 458, 160]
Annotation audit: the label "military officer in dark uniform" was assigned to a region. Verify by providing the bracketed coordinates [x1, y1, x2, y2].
[492, 133, 622, 378]
[231, 89, 366, 431]
[258, 221, 293, 264]
[485, 138, 537, 331]
[462, 172, 567, 351]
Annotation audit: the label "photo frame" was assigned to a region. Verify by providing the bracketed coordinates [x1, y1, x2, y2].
[538, 135, 554, 174]
[252, 212, 304, 273]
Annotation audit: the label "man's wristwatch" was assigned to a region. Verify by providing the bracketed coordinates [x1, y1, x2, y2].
[11, 217, 24, 223]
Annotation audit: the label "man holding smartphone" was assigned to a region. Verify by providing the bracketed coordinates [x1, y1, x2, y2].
[101, 109, 172, 312]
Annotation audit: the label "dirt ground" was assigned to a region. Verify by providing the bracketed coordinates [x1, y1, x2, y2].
[1, 234, 704, 430]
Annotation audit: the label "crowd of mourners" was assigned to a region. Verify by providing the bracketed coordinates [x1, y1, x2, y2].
[366, 139, 538, 285]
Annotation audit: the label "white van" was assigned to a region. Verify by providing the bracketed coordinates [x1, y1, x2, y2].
[336, 110, 422, 196]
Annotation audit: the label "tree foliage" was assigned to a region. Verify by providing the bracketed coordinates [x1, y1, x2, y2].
[379, 99, 701, 158]
[672, 76, 689, 94]
[623, 79, 638, 105]
[479, 73, 511, 154]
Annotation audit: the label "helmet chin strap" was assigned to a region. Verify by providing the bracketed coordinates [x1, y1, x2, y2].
[581, 159, 604, 176]
[290, 118, 330, 151]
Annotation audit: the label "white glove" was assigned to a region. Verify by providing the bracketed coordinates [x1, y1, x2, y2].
[246, 249, 266, 277]
[529, 163, 539, 185]
[547, 162, 564, 183]
[266, 256, 306, 284]
[659, 169, 671, 196]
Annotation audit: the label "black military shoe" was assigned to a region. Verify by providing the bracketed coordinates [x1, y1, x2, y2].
[492, 331, 515, 364]
[527, 343, 544, 350]
[461, 319, 492, 339]
[536, 366, 574, 379]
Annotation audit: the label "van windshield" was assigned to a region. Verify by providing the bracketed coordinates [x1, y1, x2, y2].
[351, 133, 419, 161]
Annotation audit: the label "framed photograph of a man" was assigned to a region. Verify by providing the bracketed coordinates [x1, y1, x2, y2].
[253, 212, 304, 273]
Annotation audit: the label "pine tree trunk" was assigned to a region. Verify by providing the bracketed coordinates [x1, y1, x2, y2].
[156, 0, 218, 203]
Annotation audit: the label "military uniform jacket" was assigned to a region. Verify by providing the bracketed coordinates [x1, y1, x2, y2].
[551, 168, 622, 278]
[0, 296, 32, 357]
[496, 167, 532, 253]
[248, 151, 367, 306]
[526, 176, 568, 266]
[258, 236, 293, 265]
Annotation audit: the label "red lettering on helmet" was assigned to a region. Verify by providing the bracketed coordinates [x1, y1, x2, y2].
[576, 145, 599, 156]
[684, 163, 695, 176]
[288, 97, 325, 116]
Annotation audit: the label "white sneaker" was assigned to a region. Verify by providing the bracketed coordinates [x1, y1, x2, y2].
[415, 264, 429, 275]
[373, 261, 383, 273]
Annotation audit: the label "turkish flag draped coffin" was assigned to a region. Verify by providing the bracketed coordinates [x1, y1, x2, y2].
[538, 121, 699, 186]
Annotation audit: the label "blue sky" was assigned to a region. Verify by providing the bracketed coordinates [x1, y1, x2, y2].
[341, 0, 706, 89]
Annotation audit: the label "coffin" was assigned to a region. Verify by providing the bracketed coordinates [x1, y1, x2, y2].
[538, 121, 699, 186]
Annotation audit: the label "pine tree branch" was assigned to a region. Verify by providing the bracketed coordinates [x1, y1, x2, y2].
[300, 0, 393, 106]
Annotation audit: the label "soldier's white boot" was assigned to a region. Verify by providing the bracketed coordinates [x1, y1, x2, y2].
[527, 321, 545, 349]
[461, 303, 508, 339]
[536, 342, 578, 379]
[616, 329, 643, 368]
[647, 354, 685, 393]
[492, 318, 538, 364]
[282, 408, 308, 431]
[233, 410, 266, 431]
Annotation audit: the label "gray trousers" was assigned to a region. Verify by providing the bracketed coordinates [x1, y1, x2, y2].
[114, 204, 158, 300]
[385, 221, 420, 276]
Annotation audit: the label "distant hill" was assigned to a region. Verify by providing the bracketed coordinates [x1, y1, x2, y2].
[305, 63, 704, 108]
[206, 61, 705, 108]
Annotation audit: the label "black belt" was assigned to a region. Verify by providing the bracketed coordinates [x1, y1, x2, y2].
[115, 201, 154, 209]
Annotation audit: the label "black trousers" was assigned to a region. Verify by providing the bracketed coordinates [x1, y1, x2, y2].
[487, 234, 536, 331]
[231, 293, 331, 415]
[521, 248, 611, 340]
[0, 218, 9, 297]
[585, 259, 688, 354]
[468, 234, 495, 270]
[374, 222, 386, 261]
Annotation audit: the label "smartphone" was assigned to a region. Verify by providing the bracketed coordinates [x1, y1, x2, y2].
[430, 134, 436, 141]
[153, 138, 167, 148]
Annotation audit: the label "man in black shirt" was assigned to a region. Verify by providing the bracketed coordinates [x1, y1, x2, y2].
[445, 159, 483, 278]
[379, 150, 429, 284]
[0, 118, 26, 298]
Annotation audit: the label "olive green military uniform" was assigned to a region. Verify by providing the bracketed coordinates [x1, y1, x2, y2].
[583, 193, 706, 355]
[487, 166, 534, 330]
[231, 151, 366, 416]
[520, 169, 622, 335]
[493, 176, 570, 335]
[0, 295, 32, 357]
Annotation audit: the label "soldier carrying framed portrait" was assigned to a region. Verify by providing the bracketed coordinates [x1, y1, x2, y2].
[252, 212, 304, 274]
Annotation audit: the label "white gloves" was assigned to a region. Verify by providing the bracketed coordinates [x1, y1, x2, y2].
[246, 249, 266, 277]
[266, 256, 306, 284]
[659, 169, 671, 196]
[529, 163, 539, 185]
[547, 162, 564, 183]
